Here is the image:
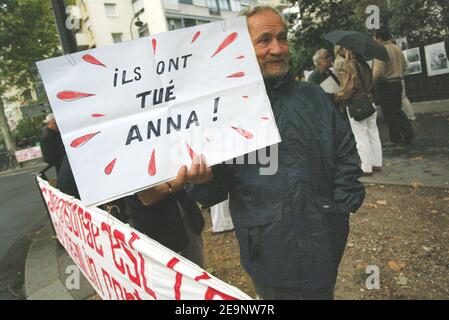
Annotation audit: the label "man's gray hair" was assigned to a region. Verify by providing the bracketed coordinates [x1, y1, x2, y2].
[239, 5, 288, 30]
[313, 49, 328, 66]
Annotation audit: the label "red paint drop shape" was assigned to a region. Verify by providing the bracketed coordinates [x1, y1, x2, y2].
[227, 72, 245, 78]
[231, 126, 254, 139]
[211, 32, 238, 58]
[194, 272, 211, 282]
[82, 54, 107, 67]
[236, 55, 245, 59]
[148, 149, 156, 176]
[57, 91, 95, 101]
[70, 131, 100, 148]
[242, 96, 249, 99]
[104, 159, 116, 175]
[91, 113, 105, 118]
[151, 38, 157, 55]
[191, 31, 201, 44]
[185, 142, 196, 160]
[261, 116, 270, 120]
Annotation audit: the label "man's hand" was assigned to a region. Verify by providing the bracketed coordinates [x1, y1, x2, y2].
[137, 155, 212, 206]
[186, 155, 213, 184]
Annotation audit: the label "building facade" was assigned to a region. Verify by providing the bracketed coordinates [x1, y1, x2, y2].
[74, 0, 285, 49]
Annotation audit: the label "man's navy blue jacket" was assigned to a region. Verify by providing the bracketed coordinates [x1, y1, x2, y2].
[187, 74, 365, 290]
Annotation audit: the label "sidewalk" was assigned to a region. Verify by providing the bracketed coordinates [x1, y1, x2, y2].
[24, 221, 96, 300]
[361, 109, 449, 189]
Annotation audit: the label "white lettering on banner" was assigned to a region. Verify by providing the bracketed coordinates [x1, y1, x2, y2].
[37, 176, 251, 300]
[36, 17, 281, 206]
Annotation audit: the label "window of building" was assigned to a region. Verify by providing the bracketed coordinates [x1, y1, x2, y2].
[196, 20, 210, 25]
[183, 18, 196, 28]
[240, 0, 252, 9]
[112, 33, 123, 43]
[104, 3, 118, 17]
[240, 3, 250, 11]
[218, 0, 230, 11]
[167, 17, 183, 30]
[179, 0, 193, 4]
[207, 0, 220, 16]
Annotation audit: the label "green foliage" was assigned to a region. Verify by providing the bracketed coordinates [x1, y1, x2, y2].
[0, 0, 61, 95]
[13, 115, 45, 147]
[387, 0, 449, 47]
[288, 0, 374, 75]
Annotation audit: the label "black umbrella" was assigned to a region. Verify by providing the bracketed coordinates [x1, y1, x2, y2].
[323, 30, 389, 62]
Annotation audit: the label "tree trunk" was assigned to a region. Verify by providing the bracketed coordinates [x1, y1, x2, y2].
[0, 96, 17, 155]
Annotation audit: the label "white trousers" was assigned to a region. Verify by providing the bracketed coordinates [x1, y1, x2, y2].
[401, 80, 416, 120]
[210, 200, 234, 232]
[347, 110, 383, 173]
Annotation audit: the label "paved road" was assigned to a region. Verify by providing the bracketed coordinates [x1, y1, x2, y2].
[0, 164, 51, 299]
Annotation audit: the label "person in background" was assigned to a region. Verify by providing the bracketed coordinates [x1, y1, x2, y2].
[372, 30, 415, 148]
[307, 49, 340, 86]
[401, 80, 416, 121]
[40, 113, 66, 174]
[210, 199, 234, 235]
[128, 164, 205, 267]
[333, 45, 346, 81]
[391, 39, 416, 121]
[335, 48, 382, 176]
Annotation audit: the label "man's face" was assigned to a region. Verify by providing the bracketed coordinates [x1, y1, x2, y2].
[317, 50, 331, 72]
[373, 35, 382, 44]
[48, 119, 59, 132]
[247, 10, 289, 79]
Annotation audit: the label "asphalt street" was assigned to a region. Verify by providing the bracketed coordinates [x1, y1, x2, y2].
[0, 164, 51, 299]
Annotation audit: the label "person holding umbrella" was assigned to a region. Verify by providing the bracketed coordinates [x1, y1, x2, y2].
[334, 47, 382, 176]
[324, 30, 384, 176]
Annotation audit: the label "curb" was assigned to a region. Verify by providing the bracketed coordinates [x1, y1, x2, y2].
[360, 177, 449, 190]
[412, 100, 449, 114]
[0, 162, 48, 178]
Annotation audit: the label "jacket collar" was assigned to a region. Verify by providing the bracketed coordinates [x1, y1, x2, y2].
[263, 71, 295, 92]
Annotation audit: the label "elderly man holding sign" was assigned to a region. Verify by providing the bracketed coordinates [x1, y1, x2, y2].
[186, 7, 365, 300]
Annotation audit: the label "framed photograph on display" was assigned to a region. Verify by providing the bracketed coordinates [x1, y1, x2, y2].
[425, 42, 449, 76]
[403, 47, 422, 75]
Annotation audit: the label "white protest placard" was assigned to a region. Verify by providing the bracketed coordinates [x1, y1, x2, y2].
[37, 17, 281, 206]
[37, 176, 252, 300]
[320, 76, 340, 94]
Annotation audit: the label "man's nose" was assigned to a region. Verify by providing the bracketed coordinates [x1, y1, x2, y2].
[268, 39, 284, 55]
